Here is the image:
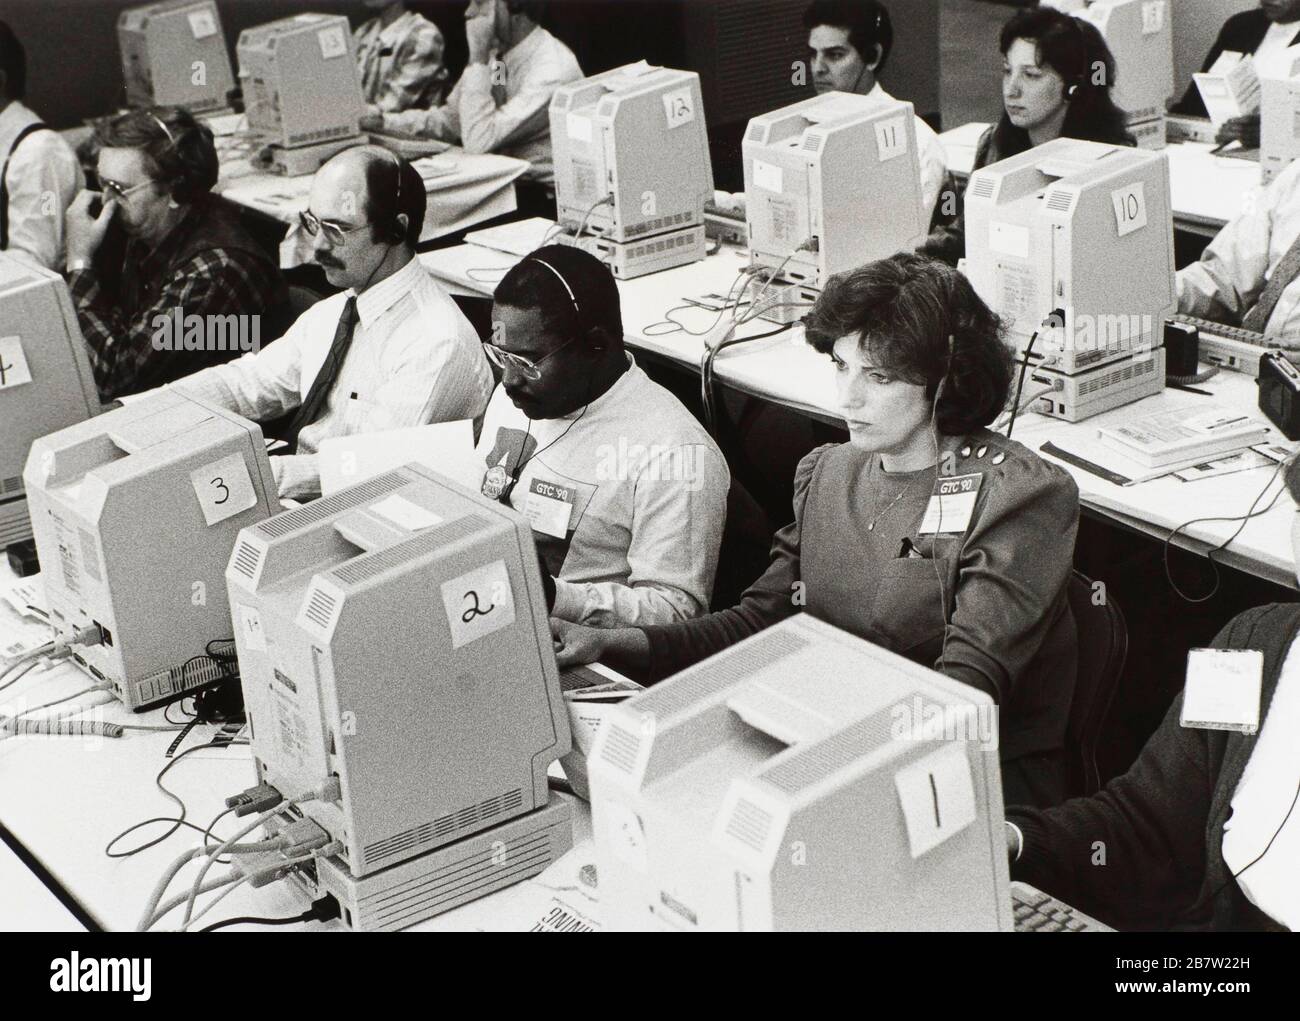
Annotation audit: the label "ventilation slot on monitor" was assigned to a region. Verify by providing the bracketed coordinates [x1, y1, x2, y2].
[330, 515, 489, 586]
[230, 539, 264, 581]
[1045, 189, 1074, 213]
[599, 722, 641, 774]
[1078, 355, 1154, 397]
[801, 134, 822, 153]
[0, 475, 22, 497]
[723, 798, 773, 852]
[761, 705, 899, 794]
[302, 586, 339, 632]
[744, 124, 765, 143]
[258, 470, 408, 539]
[969, 177, 995, 199]
[361, 787, 525, 867]
[637, 628, 811, 719]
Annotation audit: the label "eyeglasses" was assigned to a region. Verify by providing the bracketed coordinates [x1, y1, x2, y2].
[100, 177, 156, 202]
[298, 209, 370, 247]
[483, 336, 579, 381]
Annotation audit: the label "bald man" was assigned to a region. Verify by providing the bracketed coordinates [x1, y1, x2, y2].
[169, 146, 493, 499]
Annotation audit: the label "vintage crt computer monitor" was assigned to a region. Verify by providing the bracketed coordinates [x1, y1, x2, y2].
[549, 63, 713, 279]
[587, 615, 1012, 931]
[118, 0, 236, 115]
[23, 392, 277, 709]
[1049, 1, 1173, 147]
[1261, 59, 1300, 185]
[0, 254, 101, 550]
[742, 91, 926, 323]
[964, 137, 1174, 421]
[225, 464, 573, 931]
[236, 14, 366, 176]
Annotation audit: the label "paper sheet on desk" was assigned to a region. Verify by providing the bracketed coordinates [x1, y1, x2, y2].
[318, 421, 480, 495]
[465, 217, 556, 257]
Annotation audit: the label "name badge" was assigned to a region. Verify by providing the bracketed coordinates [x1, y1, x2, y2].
[917, 473, 983, 536]
[524, 477, 575, 538]
[1180, 648, 1263, 734]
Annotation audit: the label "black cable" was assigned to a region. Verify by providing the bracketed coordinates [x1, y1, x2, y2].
[1005, 328, 1041, 439]
[198, 912, 307, 932]
[700, 322, 796, 435]
[1162, 459, 1287, 604]
[103, 740, 249, 858]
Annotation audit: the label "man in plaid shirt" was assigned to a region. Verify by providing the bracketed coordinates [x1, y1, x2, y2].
[355, 0, 448, 113]
[63, 107, 284, 401]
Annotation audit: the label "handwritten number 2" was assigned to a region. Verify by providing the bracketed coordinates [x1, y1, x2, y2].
[462, 589, 495, 623]
[211, 477, 229, 505]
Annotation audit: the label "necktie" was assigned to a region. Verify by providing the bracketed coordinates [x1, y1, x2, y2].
[282, 297, 358, 455]
[1242, 231, 1300, 333]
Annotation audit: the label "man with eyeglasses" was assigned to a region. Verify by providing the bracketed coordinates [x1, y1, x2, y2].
[63, 106, 284, 400]
[170, 145, 493, 501]
[475, 244, 729, 627]
[0, 21, 83, 270]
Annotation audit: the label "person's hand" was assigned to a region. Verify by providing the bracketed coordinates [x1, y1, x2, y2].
[1215, 114, 1260, 149]
[551, 618, 609, 668]
[465, 1, 497, 65]
[65, 190, 116, 266]
[359, 105, 384, 132]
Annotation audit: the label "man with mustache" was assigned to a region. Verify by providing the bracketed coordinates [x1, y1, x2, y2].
[168, 145, 493, 500]
[474, 244, 728, 627]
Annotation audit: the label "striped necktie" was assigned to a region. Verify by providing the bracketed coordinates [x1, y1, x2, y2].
[281, 296, 358, 455]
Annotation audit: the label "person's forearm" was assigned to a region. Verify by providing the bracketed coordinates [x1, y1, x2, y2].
[601, 628, 651, 675]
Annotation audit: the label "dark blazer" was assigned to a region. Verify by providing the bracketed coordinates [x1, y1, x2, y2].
[1009, 603, 1297, 931]
[1173, 9, 1300, 116]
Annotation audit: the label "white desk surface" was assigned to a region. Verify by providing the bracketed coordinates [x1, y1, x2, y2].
[0, 568, 596, 933]
[938, 124, 1260, 237]
[423, 242, 1295, 586]
[0, 833, 87, 932]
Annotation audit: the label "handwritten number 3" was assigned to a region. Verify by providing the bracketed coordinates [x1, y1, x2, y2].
[211, 477, 229, 505]
[462, 589, 495, 623]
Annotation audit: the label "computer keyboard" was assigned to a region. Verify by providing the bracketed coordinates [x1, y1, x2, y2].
[1168, 314, 1300, 378]
[1011, 882, 1114, 932]
[1170, 314, 1276, 349]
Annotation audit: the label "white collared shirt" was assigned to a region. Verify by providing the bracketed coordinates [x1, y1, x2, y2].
[1251, 20, 1300, 80]
[176, 257, 494, 499]
[380, 26, 583, 183]
[0, 101, 84, 270]
[1222, 633, 1300, 930]
[1178, 157, 1300, 340]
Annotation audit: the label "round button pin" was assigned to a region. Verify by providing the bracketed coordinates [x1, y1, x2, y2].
[976, 445, 988, 458]
[991, 452, 1006, 465]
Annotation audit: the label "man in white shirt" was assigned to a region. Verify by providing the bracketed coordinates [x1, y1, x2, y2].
[354, 0, 448, 113]
[0, 21, 83, 270]
[173, 146, 493, 500]
[477, 244, 729, 627]
[361, 0, 582, 184]
[713, 0, 947, 224]
[1177, 156, 1300, 341]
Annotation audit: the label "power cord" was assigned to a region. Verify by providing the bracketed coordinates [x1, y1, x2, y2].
[198, 895, 341, 932]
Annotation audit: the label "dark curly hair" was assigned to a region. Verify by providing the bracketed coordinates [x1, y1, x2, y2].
[804, 252, 1013, 436]
[92, 105, 218, 205]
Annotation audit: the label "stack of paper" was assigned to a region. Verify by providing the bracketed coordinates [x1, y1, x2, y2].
[1097, 405, 1269, 468]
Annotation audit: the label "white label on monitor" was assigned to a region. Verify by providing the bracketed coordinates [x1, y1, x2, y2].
[317, 25, 348, 61]
[752, 159, 783, 194]
[988, 222, 1029, 259]
[893, 743, 977, 858]
[662, 86, 695, 129]
[440, 559, 515, 649]
[874, 115, 908, 162]
[1112, 181, 1147, 238]
[188, 9, 217, 40]
[190, 452, 257, 527]
[237, 604, 267, 652]
[0, 335, 33, 390]
[370, 494, 443, 532]
[566, 112, 592, 144]
[1141, 1, 1165, 36]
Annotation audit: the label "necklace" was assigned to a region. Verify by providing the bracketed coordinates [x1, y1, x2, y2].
[866, 468, 927, 532]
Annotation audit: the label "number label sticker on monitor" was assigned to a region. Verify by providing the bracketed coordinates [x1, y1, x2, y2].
[1141, 1, 1165, 36]
[752, 159, 783, 194]
[894, 742, 977, 858]
[188, 9, 217, 40]
[318, 25, 348, 60]
[190, 452, 257, 526]
[662, 87, 695, 130]
[440, 559, 515, 649]
[0, 336, 33, 390]
[237, 604, 267, 652]
[874, 116, 908, 162]
[1112, 181, 1147, 238]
